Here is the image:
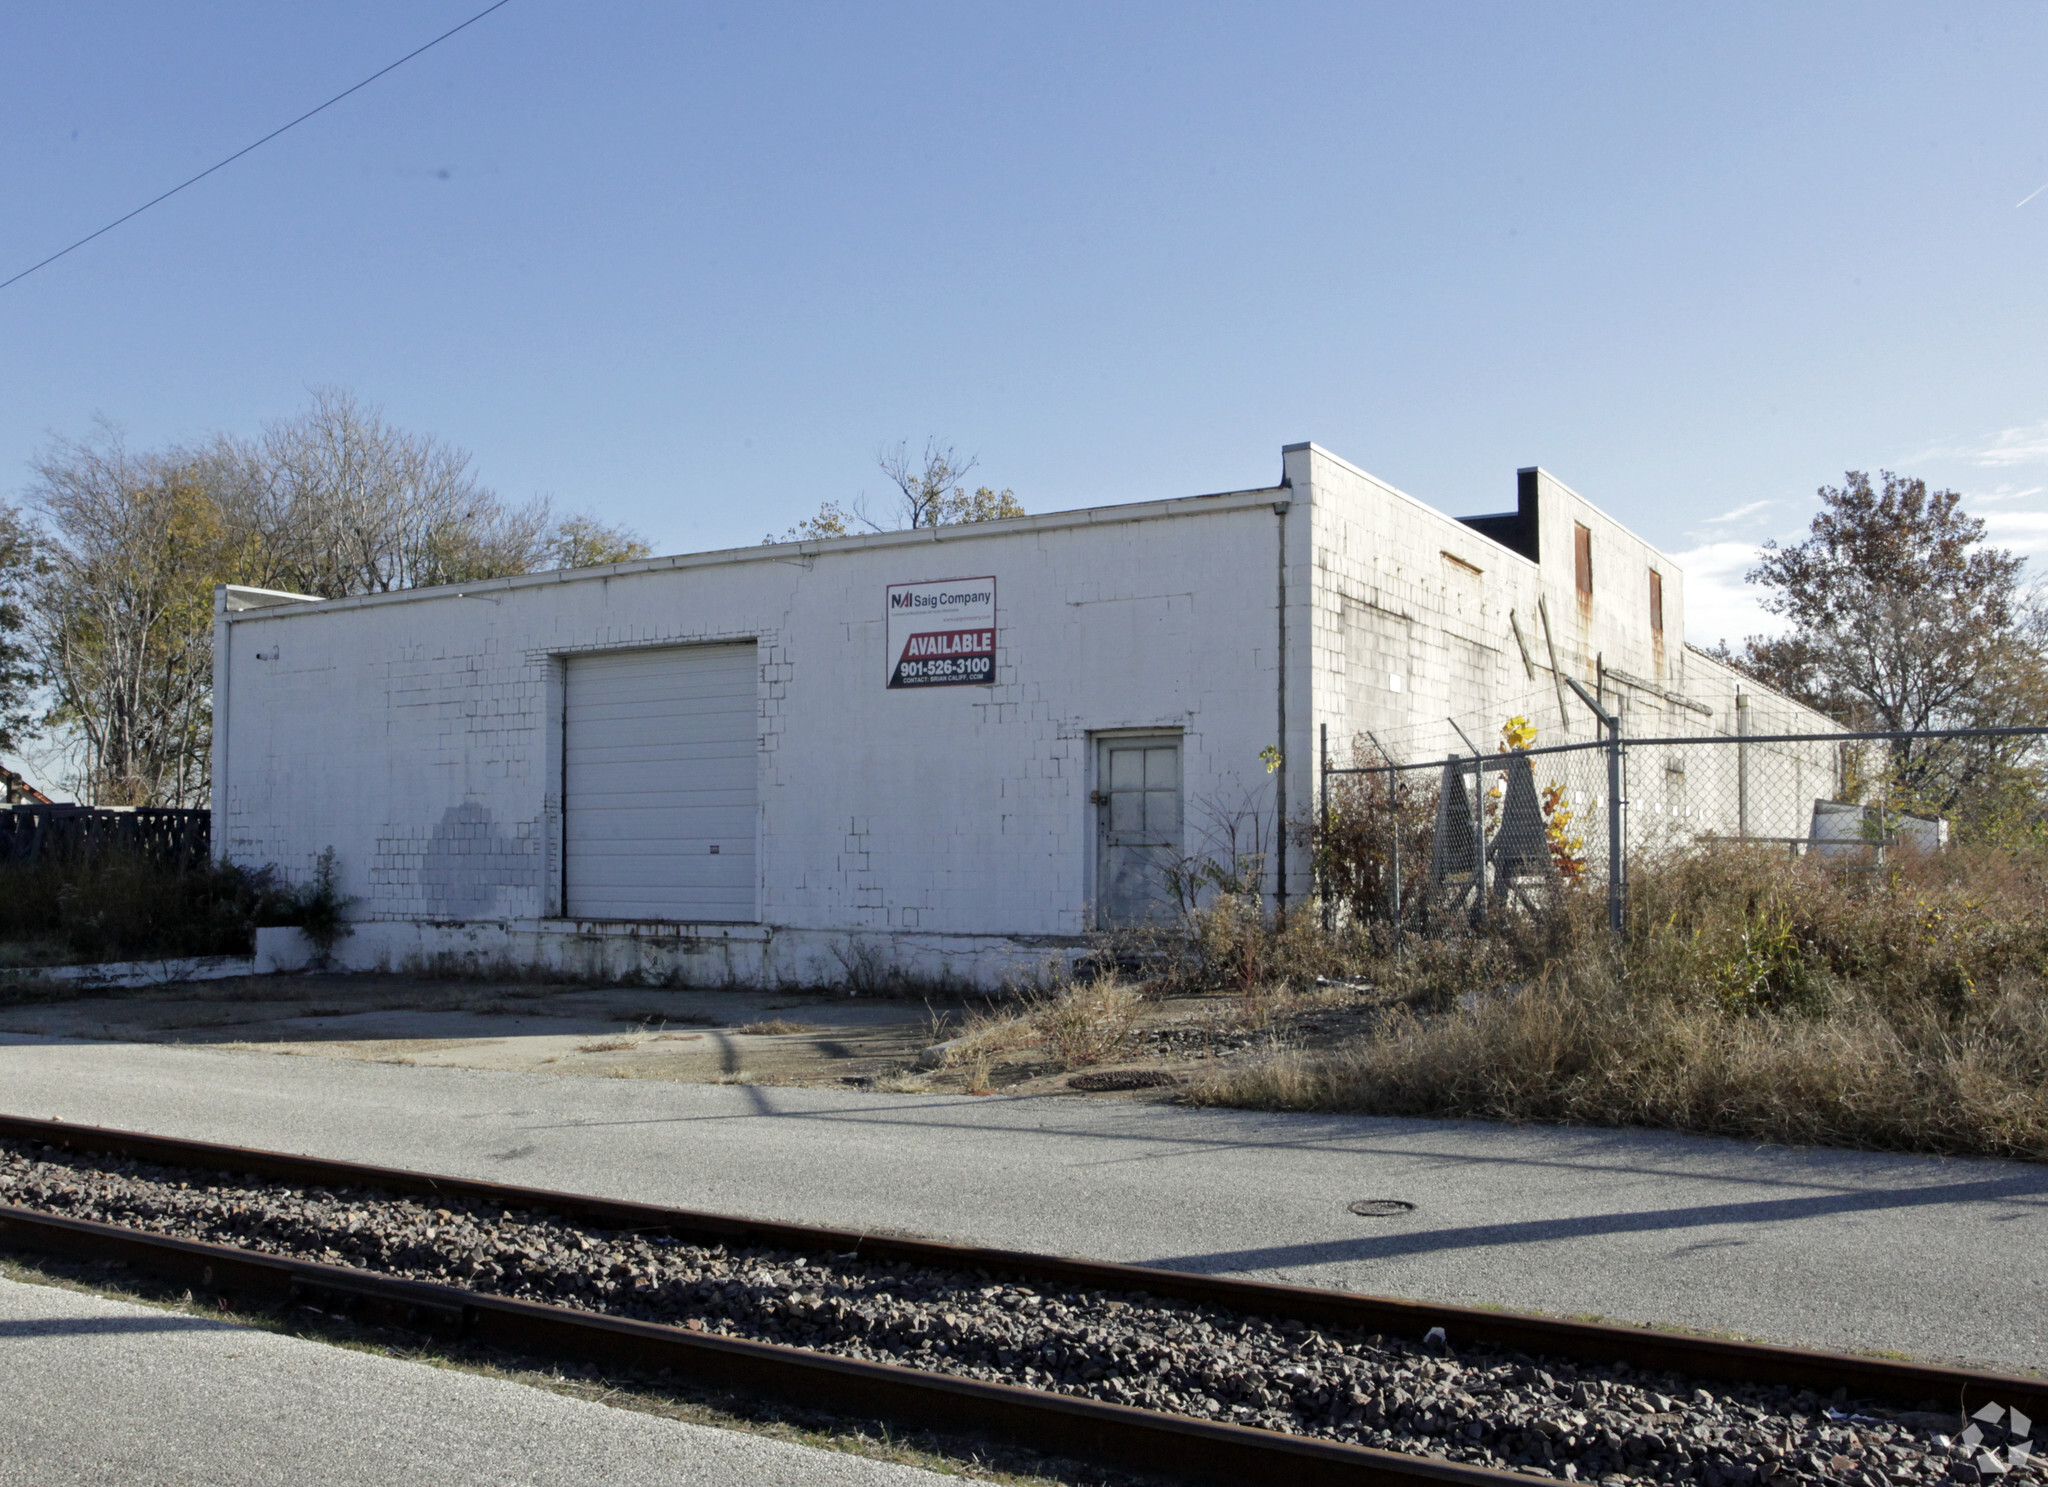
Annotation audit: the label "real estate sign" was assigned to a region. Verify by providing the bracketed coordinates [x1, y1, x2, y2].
[886, 576, 996, 688]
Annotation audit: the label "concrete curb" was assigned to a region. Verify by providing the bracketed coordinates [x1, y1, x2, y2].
[0, 955, 257, 991]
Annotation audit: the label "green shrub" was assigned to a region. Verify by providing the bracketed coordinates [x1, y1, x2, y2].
[0, 847, 353, 964]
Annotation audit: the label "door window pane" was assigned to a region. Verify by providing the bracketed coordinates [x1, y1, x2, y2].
[1110, 789, 1143, 833]
[1147, 789, 1181, 838]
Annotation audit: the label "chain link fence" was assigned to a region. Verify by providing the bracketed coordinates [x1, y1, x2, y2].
[1317, 715, 2048, 938]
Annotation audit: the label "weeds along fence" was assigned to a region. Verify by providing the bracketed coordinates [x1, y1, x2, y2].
[1316, 718, 2048, 940]
[0, 804, 211, 868]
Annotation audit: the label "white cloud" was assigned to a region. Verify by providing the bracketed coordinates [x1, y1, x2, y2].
[1895, 423, 2048, 471]
[1702, 499, 1773, 525]
[1978, 510, 2048, 561]
[1972, 422, 2048, 469]
[1669, 538, 1782, 650]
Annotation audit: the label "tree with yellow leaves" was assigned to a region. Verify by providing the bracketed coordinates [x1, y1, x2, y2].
[769, 438, 1023, 542]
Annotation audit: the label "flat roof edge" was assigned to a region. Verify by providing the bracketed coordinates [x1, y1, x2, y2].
[220, 584, 325, 612]
[1523, 466, 1676, 570]
[1289, 444, 1541, 572]
[221, 485, 1291, 621]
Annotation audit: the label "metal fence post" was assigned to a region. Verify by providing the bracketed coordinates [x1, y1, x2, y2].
[1876, 769, 1888, 872]
[1736, 691, 1751, 841]
[1319, 723, 1331, 930]
[1471, 754, 1488, 929]
[1564, 678, 1625, 941]
[1607, 715, 1626, 937]
[1366, 731, 1403, 932]
[1389, 767, 1402, 930]
[1446, 720, 1488, 929]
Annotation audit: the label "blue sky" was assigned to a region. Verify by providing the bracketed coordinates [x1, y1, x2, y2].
[4, 2, 2045, 650]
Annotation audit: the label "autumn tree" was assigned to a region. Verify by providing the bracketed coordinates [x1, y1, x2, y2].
[545, 514, 653, 569]
[24, 396, 649, 805]
[877, 439, 1023, 528]
[770, 500, 856, 543]
[27, 437, 237, 805]
[769, 438, 1023, 542]
[1716, 470, 2048, 823]
[186, 388, 554, 597]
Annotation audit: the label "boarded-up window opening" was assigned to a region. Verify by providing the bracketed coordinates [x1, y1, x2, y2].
[1649, 569, 1664, 634]
[1574, 523, 1593, 598]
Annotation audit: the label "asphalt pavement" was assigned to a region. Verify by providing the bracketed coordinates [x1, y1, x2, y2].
[1, 1035, 2042, 1374]
[0, 1273, 977, 1486]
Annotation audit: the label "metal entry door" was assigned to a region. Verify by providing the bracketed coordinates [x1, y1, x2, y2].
[1094, 734, 1183, 927]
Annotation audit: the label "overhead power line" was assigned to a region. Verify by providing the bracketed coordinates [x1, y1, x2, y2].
[0, 0, 515, 294]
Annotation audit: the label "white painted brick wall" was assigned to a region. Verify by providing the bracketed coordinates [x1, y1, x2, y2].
[216, 490, 1294, 954]
[1292, 444, 1836, 765]
[215, 445, 1840, 982]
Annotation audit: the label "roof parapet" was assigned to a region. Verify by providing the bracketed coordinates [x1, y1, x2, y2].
[220, 585, 324, 613]
[1457, 468, 1542, 564]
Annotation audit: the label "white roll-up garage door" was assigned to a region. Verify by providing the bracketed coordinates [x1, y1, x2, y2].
[564, 642, 758, 921]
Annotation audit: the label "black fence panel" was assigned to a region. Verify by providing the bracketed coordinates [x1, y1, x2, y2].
[0, 806, 212, 867]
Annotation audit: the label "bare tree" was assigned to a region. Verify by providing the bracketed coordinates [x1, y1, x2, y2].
[878, 438, 1026, 527]
[222, 388, 553, 597]
[0, 502, 41, 758]
[24, 395, 650, 805]
[879, 438, 980, 528]
[770, 438, 1023, 542]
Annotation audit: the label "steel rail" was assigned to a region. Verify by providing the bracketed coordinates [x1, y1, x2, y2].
[1, 1114, 2040, 1483]
[0, 1205, 1458, 1487]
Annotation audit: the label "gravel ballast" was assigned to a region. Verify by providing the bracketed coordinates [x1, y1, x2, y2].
[0, 1138, 2024, 1486]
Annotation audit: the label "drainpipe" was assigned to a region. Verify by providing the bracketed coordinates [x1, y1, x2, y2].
[1273, 498, 1291, 918]
[559, 657, 572, 916]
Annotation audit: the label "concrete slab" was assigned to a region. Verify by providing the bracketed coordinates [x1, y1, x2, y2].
[0, 977, 939, 1086]
[0, 1273, 979, 1486]
[0, 1036, 2041, 1376]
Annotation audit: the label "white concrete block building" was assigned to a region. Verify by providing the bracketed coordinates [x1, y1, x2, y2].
[215, 442, 1834, 987]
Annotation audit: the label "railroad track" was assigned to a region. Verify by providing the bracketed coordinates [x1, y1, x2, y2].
[0, 1112, 2039, 1487]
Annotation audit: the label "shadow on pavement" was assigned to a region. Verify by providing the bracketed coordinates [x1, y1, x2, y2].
[0, 1314, 244, 1337]
[1138, 1171, 2048, 1273]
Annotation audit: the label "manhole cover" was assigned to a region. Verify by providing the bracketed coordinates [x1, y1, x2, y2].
[1348, 1199, 1416, 1217]
[1067, 1070, 1179, 1092]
